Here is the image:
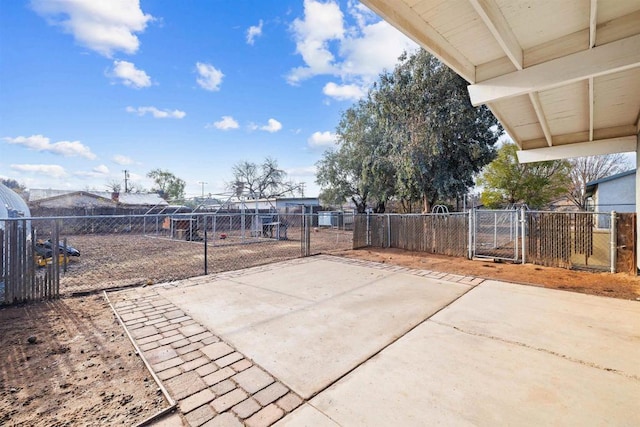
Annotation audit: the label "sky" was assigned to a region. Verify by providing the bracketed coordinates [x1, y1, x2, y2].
[0, 0, 418, 199]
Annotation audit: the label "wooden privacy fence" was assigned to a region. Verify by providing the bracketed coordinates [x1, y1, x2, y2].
[354, 213, 468, 257]
[1, 219, 60, 305]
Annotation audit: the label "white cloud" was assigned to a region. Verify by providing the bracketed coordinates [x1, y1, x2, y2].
[246, 20, 263, 45]
[288, 0, 345, 84]
[11, 164, 67, 178]
[308, 131, 337, 148]
[4, 134, 96, 159]
[288, 0, 417, 92]
[93, 164, 109, 174]
[111, 60, 152, 88]
[31, 0, 153, 57]
[208, 116, 239, 130]
[260, 118, 282, 133]
[75, 164, 110, 178]
[323, 82, 365, 101]
[112, 154, 133, 165]
[126, 106, 186, 119]
[196, 62, 224, 91]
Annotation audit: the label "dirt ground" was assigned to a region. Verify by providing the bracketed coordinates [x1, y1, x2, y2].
[57, 229, 352, 295]
[0, 294, 168, 426]
[338, 248, 640, 300]
[3, 241, 638, 426]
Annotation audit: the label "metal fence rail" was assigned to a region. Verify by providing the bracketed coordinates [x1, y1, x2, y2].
[1, 212, 355, 305]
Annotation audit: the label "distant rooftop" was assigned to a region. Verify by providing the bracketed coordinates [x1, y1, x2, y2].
[29, 189, 168, 207]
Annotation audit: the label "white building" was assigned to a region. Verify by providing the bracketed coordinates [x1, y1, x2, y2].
[585, 170, 635, 228]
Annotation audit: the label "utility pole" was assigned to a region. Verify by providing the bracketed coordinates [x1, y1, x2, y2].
[123, 170, 130, 193]
[299, 182, 305, 197]
[198, 181, 207, 198]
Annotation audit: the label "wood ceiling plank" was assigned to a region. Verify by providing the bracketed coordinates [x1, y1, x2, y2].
[469, 0, 523, 69]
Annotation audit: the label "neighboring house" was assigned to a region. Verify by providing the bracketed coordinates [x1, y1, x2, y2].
[546, 195, 581, 212]
[28, 189, 168, 216]
[231, 197, 320, 213]
[585, 170, 635, 228]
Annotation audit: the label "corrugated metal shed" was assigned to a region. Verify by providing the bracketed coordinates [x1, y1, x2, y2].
[0, 183, 30, 218]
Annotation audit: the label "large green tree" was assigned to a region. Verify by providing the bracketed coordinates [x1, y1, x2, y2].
[478, 143, 571, 209]
[147, 169, 186, 201]
[316, 49, 501, 213]
[316, 95, 394, 213]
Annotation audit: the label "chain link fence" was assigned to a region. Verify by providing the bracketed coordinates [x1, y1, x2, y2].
[527, 211, 614, 271]
[355, 210, 623, 272]
[354, 213, 468, 257]
[1, 212, 355, 304]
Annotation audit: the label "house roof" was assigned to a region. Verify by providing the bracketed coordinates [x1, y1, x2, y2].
[360, 1, 640, 163]
[29, 189, 168, 207]
[585, 169, 636, 192]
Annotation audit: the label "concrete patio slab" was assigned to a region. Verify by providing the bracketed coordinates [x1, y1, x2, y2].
[303, 320, 640, 426]
[126, 256, 640, 426]
[160, 258, 472, 398]
[431, 280, 640, 378]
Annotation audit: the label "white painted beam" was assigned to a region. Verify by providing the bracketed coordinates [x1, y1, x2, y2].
[588, 77, 594, 142]
[516, 136, 637, 163]
[590, 0, 598, 48]
[469, 0, 523, 70]
[528, 92, 553, 146]
[468, 33, 640, 106]
[636, 134, 640, 268]
[360, 0, 476, 83]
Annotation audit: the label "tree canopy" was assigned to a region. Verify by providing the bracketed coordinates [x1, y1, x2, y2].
[478, 143, 571, 209]
[229, 157, 301, 199]
[316, 49, 501, 213]
[567, 154, 632, 209]
[147, 169, 186, 201]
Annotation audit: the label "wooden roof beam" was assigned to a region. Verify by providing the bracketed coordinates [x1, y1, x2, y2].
[517, 136, 637, 163]
[528, 92, 553, 147]
[360, 0, 476, 83]
[590, 0, 598, 48]
[469, 0, 523, 70]
[468, 33, 640, 106]
[589, 77, 594, 141]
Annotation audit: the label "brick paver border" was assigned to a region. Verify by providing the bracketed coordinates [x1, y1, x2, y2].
[108, 255, 485, 426]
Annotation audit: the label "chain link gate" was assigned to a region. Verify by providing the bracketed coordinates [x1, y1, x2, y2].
[472, 209, 521, 261]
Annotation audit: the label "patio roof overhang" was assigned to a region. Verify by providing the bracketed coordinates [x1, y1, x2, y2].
[359, 0, 640, 163]
[361, 0, 640, 266]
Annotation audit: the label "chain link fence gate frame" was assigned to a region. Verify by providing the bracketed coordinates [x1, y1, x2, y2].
[1, 212, 355, 304]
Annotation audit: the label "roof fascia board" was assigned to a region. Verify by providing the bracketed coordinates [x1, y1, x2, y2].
[360, 0, 476, 83]
[468, 33, 640, 106]
[516, 136, 637, 163]
[469, 0, 523, 70]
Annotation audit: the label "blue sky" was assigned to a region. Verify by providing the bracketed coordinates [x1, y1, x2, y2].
[0, 0, 417, 198]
